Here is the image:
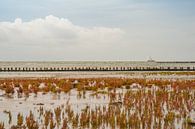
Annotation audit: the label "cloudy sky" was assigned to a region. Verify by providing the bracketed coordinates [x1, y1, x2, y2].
[0, 0, 195, 61]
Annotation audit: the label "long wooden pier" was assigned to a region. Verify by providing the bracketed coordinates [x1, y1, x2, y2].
[0, 66, 195, 72]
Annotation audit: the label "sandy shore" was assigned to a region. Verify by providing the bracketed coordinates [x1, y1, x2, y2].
[0, 71, 195, 79]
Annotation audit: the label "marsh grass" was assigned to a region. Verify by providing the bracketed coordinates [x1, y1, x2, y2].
[0, 78, 195, 128]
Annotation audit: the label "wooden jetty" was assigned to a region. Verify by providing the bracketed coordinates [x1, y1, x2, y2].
[0, 66, 195, 72]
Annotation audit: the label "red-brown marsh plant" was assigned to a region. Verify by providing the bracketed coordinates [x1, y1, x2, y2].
[54, 106, 61, 126]
[0, 122, 4, 129]
[44, 110, 52, 128]
[5, 85, 14, 94]
[17, 113, 23, 126]
[49, 117, 56, 129]
[26, 111, 39, 129]
[61, 118, 68, 129]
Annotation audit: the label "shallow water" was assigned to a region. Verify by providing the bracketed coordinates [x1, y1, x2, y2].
[0, 89, 110, 128]
[0, 84, 194, 129]
[0, 61, 195, 68]
[1, 71, 195, 79]
[0, 69, 195, 128]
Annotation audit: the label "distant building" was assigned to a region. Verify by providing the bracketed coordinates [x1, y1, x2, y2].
[147, 57, 155, 62]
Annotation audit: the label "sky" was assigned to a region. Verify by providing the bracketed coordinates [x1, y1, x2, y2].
[0, 0, 195, 61]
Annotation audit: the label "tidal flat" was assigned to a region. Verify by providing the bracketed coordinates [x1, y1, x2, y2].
[0, 73, 195, 129]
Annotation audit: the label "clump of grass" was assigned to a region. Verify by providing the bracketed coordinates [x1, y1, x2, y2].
[49, 117, 56, 129]
[17, 113, 23, 126]
[164, 111, 175, 125]
[62, 118, 68, 129]
[44, 110, 52, 128]
[5, 85, 14, 94]
[0, 122, 4, 129]
[26, 111, 39, 129]
[54, 106, 61, 126]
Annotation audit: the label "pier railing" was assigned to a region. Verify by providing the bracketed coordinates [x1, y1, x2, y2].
[0, 66, 195, 72]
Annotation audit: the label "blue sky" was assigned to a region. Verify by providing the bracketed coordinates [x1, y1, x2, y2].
[0, 0, 195, 61]
[1, 0, 194, 24]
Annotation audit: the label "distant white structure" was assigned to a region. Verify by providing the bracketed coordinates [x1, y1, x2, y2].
[147, 57, 155, 62]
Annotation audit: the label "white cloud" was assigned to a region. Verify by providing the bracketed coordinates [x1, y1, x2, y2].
[0, 15, 194, 61]
[0, 15, 124, 47]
